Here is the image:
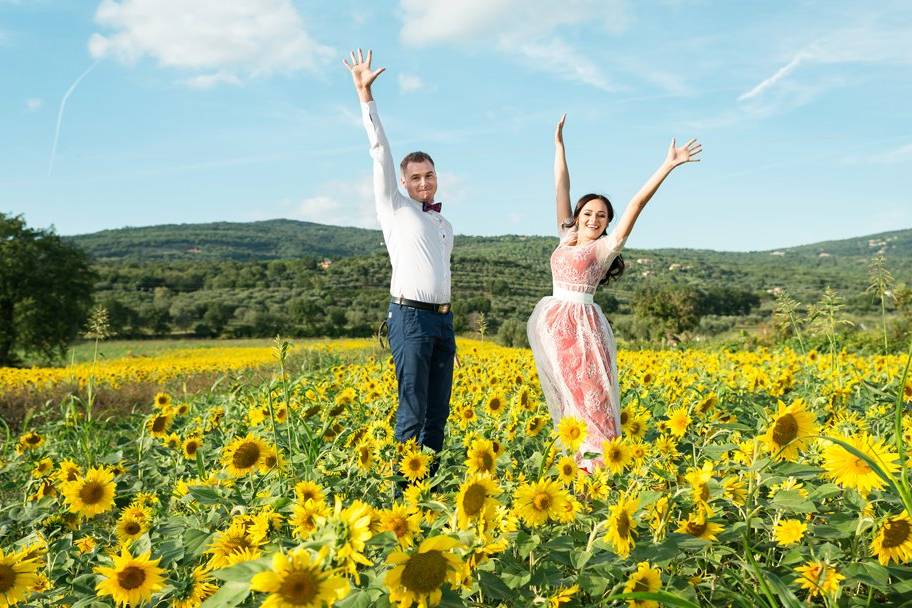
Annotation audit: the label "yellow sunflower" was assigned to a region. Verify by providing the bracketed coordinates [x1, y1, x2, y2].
[94, 547, 165, 607]
[400, 451, 431, 482]
[486, 394, 507, 417]
[871, 511, 912, 565]
[513, 479, 569, 527]
[329, 498, 374, 579]
[294, 480, 326, 505]
[556, 417, 587, 451]
[556, 455, 578, 486]
[377, 503, 422, 548]
[250, 548, 349, 608]
[145, 410, 173, 438]
[181, 436, 203, 460]
[385, 536, 463, 608]
[207, 520, 267, 569]
[290, 500, 329, 541]
[525, 415, 548, 437]
[773, 519, 807, 546]
[623, 561, 662, 608]
[115, 515, 149, 546]
[605, 494, 639, 557]
[16, 431, 44, 454]
[152, 392, 172, 409]
[172, 565, 217, 608]
[60, 467, 116, 518]
[602, 438, 632, 475]
[793, 561, 844, 598]
[762, 399, 818, 461]
[465, 439, 498, 476]
[455, 475, 501, 530]
[0, 547, 39, 607]
[676, 509, 723, 542]
[221, 434, 270, 477]
[820, 433, 899, 495]
[665, 407, 691, 437]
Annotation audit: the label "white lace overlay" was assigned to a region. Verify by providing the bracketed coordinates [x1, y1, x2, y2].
[527, 227, 626, 465]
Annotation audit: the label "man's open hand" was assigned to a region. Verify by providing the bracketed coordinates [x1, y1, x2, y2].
[343, 48, 385, 102]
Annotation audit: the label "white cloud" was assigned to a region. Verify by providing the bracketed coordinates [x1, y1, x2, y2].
[182, 71, 241, 89]
[400, 0, 628, 46]
[739, 22, 912, 106]
[291, 176, 378, 229]
[398, 0, 635, 92]
[25, 97, 43, 111]
[88, 0, 333, 86]
[865, 143, 912, 165]
[398, 73, 424, 93]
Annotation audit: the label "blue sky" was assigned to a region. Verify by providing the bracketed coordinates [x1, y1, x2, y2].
[2, 0, 910, 251]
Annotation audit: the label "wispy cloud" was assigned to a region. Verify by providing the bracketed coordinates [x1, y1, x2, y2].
[25, 97, 43, 111]
[286, 175, 378, 229]
[398, 73, 424, 93]
[88, 0, 333, 87]
[398, 0, 640, 93]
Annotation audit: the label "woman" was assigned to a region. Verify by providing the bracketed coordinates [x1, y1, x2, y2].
[527, 114, 701, 469]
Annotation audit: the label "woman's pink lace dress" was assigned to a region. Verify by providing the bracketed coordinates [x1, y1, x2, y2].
[527, 227, 626, 465]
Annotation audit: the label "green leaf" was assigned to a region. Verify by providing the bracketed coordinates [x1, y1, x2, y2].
[201, 580, 251, 608]
[770, 490, 817, 513]
[183, 528, 212, 557]
[808, 482, 842, 502]
[775, 463, 823, 479]
[477, 571, 513, 601]
[762, 571, 803, 608]
[604, 591, 702, 608]
[211, 557, 272, 582]
[843, 562, 891, 592]
[187, 486, 223, 504]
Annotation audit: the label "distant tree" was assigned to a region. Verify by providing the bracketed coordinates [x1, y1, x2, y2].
[496, 318, 529, 348]
[0, 213, 95, 365]
[632, 283, 701, 337]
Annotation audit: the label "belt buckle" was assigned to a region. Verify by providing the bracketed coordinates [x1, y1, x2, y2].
[438, 303, 450, 314]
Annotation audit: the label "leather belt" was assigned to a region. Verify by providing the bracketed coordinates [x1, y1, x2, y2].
[390, 296, 451, 314]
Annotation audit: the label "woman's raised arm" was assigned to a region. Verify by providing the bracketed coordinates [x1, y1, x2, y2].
[554, 113, 572, 232]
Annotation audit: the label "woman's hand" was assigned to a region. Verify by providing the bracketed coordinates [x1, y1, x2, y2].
[664, 138, 702, 169]
[555, 113, 567, 146]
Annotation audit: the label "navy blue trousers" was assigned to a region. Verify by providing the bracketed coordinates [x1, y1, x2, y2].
[387, 303, 456, 460]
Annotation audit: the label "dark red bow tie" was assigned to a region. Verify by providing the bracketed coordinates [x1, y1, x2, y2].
[422, 201, 442, 213]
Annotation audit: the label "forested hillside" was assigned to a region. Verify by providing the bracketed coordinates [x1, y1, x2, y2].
[70, 220, 912, 348]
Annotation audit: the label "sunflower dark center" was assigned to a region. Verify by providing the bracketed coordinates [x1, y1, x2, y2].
[0, 564, 15, 593]
[117, 565, 147, 590]
[400, 550, 447, 594]
[479, 451, 494, 472]
[562, 463, 574, 476]
[124, 521, 141, 535]
[882, 518, 911, 549]
[617, 510, 631, 538]
[533, 492, 552, 512]
[620, 411, 629, 424]
[279, 569, 318, 605]
[699, 483, 709, 501]
[687, 521, 707, 537]
[772, 414, 798, 445]
[79, 481, 105, 505]
[634, 576, 651, 592]
[489, 399, 502, 411]
[233, 442, 261, 469]
[407, 457, 423, 472]
[462, 484, 487, 516]
[388, 516, 409, 538]
[608, 448, 623, 462]
[186, 442, 198, 455]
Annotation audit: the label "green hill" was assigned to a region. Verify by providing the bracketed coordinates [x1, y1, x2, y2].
[70, 220, 912, 349]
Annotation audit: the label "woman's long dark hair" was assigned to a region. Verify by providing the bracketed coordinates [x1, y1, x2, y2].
[560, 193, 625, 286]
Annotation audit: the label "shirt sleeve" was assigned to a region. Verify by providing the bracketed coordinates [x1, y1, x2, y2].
[596, 230, 626, 266]
[361, 101, 408, 222]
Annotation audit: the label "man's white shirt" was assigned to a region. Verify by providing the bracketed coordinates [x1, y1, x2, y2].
[361, 101, 453, 304]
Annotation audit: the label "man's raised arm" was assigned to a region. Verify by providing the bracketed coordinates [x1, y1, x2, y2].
[344, 48, 402, 218]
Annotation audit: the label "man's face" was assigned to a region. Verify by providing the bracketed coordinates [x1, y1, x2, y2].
[401, 160, 437, 203]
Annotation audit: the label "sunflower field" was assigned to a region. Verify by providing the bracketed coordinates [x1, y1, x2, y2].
[1, 338, 912, 607]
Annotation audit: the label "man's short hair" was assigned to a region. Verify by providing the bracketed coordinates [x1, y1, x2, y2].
[400, 151, 435, 174]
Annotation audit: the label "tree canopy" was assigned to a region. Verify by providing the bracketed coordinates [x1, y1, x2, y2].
[0, 213, 95, 366]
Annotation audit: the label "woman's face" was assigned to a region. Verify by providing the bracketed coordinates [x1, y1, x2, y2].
[576, 199, 609, 241]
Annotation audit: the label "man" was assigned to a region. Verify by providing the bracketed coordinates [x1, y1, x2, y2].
[344, 49, 455, 484]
